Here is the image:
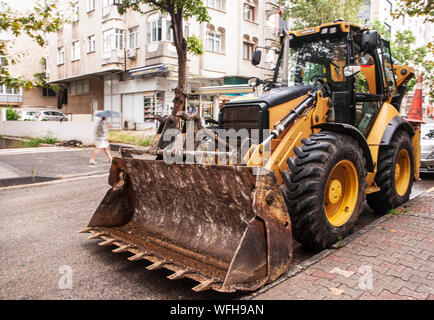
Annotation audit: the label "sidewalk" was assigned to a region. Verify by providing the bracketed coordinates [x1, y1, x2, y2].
[252, 188, 434, 300]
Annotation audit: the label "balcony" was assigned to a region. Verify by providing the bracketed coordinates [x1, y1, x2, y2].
[0, 94, 23, 104]
[101, 50, 124, 70]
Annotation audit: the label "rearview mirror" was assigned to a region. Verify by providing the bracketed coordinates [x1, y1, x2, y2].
[251, 49, 262, 66]
[362, 30, 379, 52]
[343, 65, 361, 77]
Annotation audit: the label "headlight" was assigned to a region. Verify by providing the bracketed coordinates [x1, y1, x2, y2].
[248, 77, 260, 87]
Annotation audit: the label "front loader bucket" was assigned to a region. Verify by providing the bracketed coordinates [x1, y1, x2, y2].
[81, 157, 293, 292]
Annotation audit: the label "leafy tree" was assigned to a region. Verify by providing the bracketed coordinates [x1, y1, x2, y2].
[33, 57, 61, 92]
[0, 1, 63, 90]
[369, 20, 433, 98]
[118, 0, 210, 116]
[278, 0, 365, 30]
[392, 0, 433, 23]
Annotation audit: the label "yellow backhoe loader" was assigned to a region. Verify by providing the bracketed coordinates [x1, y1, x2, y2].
[80, 21, 417, 293]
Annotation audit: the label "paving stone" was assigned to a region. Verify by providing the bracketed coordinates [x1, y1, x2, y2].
[253, 190, 434, 300]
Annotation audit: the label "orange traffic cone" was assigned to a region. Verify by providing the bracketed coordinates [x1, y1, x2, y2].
[406, 72, 424, 123]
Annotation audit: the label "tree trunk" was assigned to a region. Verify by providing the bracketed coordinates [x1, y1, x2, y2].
[171, 10, 187, 116]
[173, 50, 187, 115]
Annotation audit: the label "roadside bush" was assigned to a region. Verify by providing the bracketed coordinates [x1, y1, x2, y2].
[27, 134, 59, 147]
[108, 131, 153, 147]
[6, 107, 19, 121]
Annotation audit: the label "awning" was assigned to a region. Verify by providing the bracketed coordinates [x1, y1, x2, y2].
[129, 64, 168, 77]
[193, 84, 254, 95]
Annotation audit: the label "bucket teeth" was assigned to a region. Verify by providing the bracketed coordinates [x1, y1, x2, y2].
[128, 252, 147, 261]
[112, 245, 131, 253]
[167, 269, 190, 280]
[78, 227, 92, 234]
[88, 232, 104, 240]
[146, 260, 166, 270]
[99, 239, 115, 246]
[192, 279, 216, 292]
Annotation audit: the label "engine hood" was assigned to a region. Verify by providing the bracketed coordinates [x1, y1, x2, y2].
[225, 85, 313, 108]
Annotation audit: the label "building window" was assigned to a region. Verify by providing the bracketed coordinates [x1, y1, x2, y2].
[88, 35, 96, 53]
[115, 29, 125, 50]
[103, 30, 112, 53]
[103, 29, 124, 52]
[69, 79, 90, 95]
[207, 0, 223, 10]
[243, 3, 255, 21]
[164, 19, 188, 42]
[0, 85, 22, 95]
[243, 42, 254, 60]
[87, 0, 95, 12]
[147, 19, 162, 43]
[57, 46, 65, 65]
[72, 2, 79, 22]
[43, 87, 56, 97]
[71, 41, 80, 61]
[129, 26, 139, 48]
[207, 32, 221, 53]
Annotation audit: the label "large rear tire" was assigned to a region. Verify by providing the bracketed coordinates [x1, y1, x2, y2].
[367, 130, 414, 214]
[281, 131, 367, 250]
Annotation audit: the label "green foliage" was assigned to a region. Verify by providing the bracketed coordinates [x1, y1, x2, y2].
[6, 107, 19, 121]
[392, 0, 433, 23]
[186, 35, 204, 56]
[369, 20, 433, 97]
[278, 0, 365, 29]
[33, 57, 62, 92]
[0, 1, 64, 90]
[27, 134, 58, 147]
[108, 131, 153, 146]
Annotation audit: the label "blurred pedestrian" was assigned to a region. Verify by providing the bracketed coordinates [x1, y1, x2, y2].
[89, 116, 112, 165]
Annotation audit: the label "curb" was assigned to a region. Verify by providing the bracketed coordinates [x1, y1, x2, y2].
[0, 172, 109, 191]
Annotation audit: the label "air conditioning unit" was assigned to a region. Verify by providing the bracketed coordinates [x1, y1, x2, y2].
[126, 48, 136, 59]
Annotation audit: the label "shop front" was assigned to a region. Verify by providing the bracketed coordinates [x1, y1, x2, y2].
[189, 84, 255, 121]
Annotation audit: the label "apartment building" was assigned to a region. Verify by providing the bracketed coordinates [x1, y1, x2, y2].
[46, 0, 281, 128]
[0, 1, 58, 109]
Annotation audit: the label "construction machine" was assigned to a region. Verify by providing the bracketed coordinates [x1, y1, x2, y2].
[80, 21, 417, 293]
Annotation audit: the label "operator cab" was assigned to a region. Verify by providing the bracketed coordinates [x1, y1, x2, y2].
[253, 22, 399, 136]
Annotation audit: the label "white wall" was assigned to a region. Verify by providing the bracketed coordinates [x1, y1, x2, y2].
[0, 120, 95, 145]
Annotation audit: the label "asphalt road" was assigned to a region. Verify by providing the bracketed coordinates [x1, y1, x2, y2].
[1, 147, 433, 300]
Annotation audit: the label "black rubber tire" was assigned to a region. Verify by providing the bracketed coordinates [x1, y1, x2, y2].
[367, 130, 414, 214]
[281, 131, 367, 250]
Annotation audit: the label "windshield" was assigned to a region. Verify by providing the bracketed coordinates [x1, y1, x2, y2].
[274, 38, 347, 86]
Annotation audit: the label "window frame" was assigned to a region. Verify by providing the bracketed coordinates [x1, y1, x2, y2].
[87, 35, 96, 53]
[147, 19, 163, 43]
[242, 41, 254, 60]
[206, 32, 222, 53]
[57, 46, 65, 65]
[129, 26, 139, 49]
[86, 0, 95, 12]
[71, 41, 80, 61]
[243, 3, 255, 21]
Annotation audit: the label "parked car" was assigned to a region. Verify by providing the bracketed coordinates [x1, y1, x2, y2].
[420, 123, 434, 174]
[36, 110, 68, 121]
[17, 110, 39, 121]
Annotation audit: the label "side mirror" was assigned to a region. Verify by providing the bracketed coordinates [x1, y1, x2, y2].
[251, 49, 262, 66]
[343, 65, 361, 77]
[362, 30, 379, 52]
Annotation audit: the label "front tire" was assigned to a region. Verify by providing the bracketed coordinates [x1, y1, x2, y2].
[281, 131, 367, 250]
[367, 130, 414, 214]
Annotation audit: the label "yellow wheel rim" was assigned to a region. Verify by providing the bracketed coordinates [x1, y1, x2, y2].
[324, 160, 359, 227]
[395, 149, 411, 196]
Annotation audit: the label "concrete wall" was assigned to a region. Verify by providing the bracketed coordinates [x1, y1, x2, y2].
[0, 120, 95, 145]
